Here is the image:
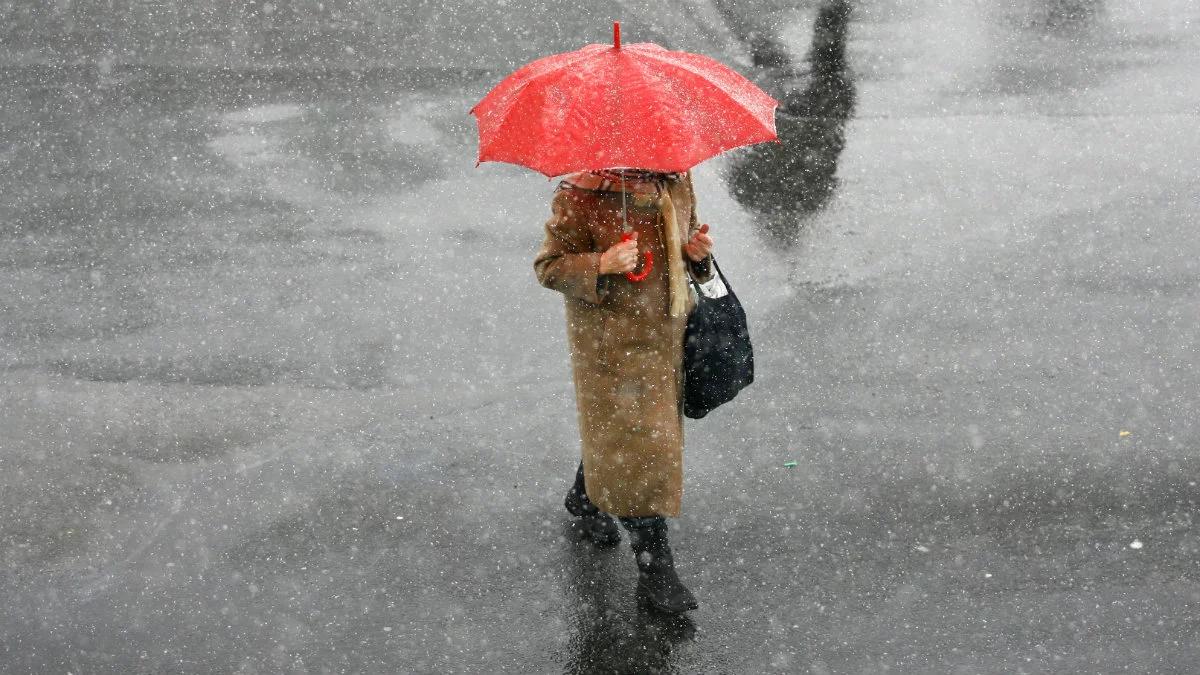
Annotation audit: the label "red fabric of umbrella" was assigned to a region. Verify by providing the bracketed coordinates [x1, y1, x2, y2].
[470, 23, 779, 177]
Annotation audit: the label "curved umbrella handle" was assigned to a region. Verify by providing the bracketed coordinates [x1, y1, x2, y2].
[621, 232, 653, 282]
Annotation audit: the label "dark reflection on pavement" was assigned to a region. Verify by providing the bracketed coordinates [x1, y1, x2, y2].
[1029, 0, 1105, 31]
[728, 0, 856, 244]
[561, 527, 696, 675]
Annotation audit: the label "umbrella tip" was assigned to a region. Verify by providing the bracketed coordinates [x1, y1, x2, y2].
[613, 21, 621, 49]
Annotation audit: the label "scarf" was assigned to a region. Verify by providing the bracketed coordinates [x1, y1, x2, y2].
[561, 169, 691, 318]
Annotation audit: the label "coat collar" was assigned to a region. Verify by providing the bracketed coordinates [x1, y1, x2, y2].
[560, 169, 685, 197]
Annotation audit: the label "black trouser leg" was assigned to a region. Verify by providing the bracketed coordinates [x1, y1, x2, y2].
[564, 461, 620, 545]
[568, 461, 587, 502]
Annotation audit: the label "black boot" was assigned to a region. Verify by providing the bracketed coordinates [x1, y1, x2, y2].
[620, 516, 699, 614]
[564, 462, 621, 546]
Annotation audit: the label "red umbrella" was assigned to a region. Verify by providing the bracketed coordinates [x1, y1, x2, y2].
[470, 22, 779, 178]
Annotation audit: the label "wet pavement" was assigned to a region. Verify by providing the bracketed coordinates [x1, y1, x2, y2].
[2, 0, 1200, 672]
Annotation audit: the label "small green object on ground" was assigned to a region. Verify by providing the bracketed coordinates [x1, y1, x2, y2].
[783, 461, 798, 468]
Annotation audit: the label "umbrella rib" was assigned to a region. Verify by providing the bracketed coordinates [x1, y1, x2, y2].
[472, 48, 599, 122]
[634, 47, 778, 121]
[477, 59, 596, 174]
[626, 51, 777, 168]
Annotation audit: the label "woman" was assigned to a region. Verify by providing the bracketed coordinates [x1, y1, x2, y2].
[535, 167, 715, 614]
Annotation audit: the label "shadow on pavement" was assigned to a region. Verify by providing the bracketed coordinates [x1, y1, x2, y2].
[1028, 0, 1106, 31]
[560, 526, 697, 674]
[728, 0, 857, 246]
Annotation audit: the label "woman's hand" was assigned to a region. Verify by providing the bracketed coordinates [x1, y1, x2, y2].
[599, 232, 639, 275]
[683, 223, 713, 262]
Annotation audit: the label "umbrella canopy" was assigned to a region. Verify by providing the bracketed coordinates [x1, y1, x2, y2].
[470, 23, 779, 177]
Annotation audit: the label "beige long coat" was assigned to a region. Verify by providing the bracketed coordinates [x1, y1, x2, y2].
[535, 173, 712, 517]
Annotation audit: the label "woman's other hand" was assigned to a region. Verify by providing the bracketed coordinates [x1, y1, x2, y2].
[599, 232, 639, 275]
[683, 223, 713, 262]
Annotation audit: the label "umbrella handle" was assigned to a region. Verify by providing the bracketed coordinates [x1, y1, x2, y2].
[621, 232, 653, 282]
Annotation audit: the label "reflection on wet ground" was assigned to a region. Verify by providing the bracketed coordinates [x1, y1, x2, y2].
[728, 1, 856, 244]
[561, 529, 697, 674]
[0, 65, 474, 393]
[1029, 0, 1106, 30]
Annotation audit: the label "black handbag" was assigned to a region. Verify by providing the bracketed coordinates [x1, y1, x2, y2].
[682, 258, 754, 419]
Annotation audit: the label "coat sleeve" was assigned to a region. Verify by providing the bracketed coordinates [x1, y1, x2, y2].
[684, 172, 716, 283]
[534, 188, 610, 305]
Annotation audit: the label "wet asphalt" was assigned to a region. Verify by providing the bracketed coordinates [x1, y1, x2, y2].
[2, 1, 1200, 672]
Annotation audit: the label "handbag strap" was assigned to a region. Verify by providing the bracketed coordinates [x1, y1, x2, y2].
[690, 256, 732, 295]
[682, 175, 734, 297]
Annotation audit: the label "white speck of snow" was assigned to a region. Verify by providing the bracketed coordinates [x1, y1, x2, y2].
[1129, 539, 1144, 550]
